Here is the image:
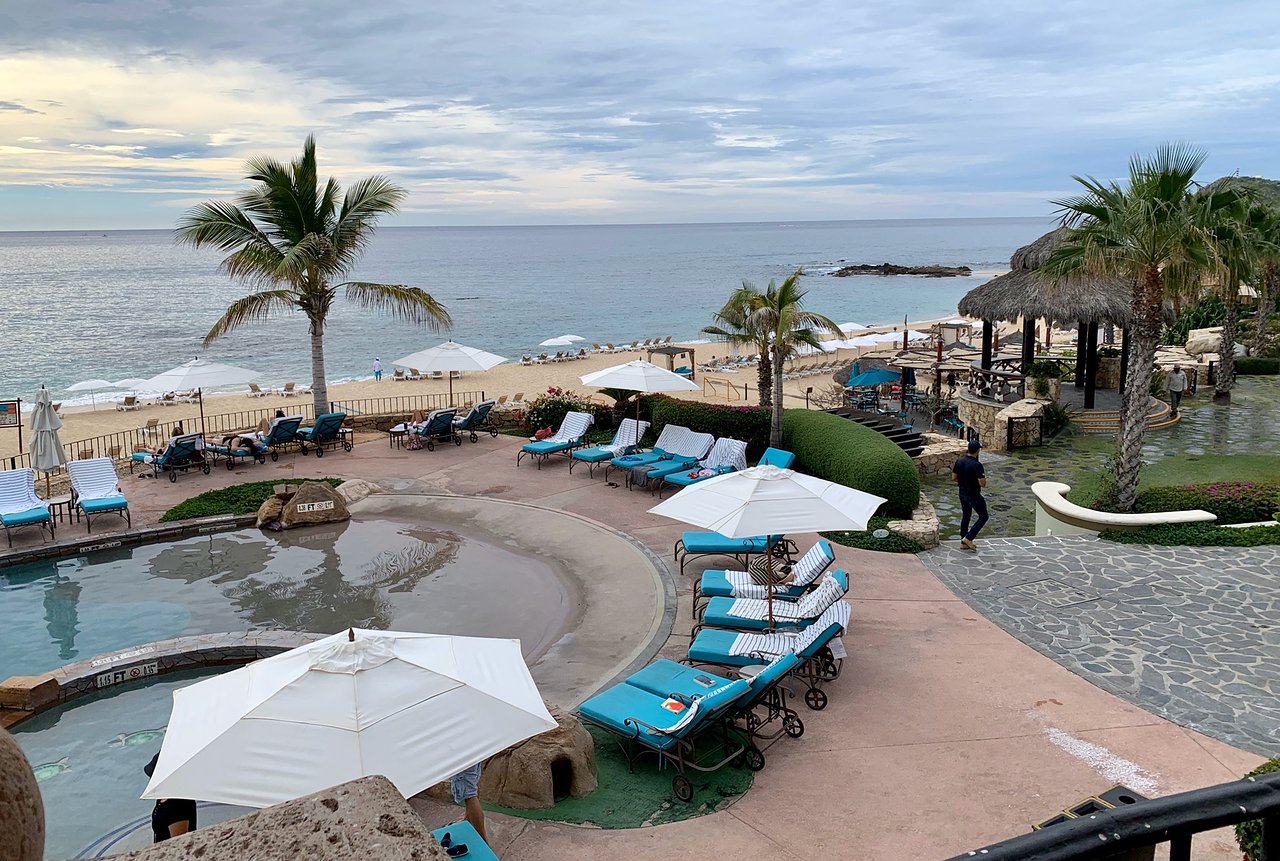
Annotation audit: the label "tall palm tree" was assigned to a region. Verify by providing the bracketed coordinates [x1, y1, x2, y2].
[1205, 191, 1260, 402]
[1046, 144, 1233, 511]
[177, 136, 451, 416]
[703, 283, 774, 408]
[1248, 204, 1280, 357]
[733, 270, 840, 446]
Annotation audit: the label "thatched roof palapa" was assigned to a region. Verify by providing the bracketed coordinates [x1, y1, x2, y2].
[957, 227, 1133, 326]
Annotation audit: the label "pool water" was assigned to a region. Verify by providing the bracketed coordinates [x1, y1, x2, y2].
[1, 516, 579, 680]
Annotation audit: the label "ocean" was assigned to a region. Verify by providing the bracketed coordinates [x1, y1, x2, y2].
[0, 217, 1050, 405]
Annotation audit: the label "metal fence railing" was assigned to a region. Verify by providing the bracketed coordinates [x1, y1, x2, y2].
[328, 391, 486, 418]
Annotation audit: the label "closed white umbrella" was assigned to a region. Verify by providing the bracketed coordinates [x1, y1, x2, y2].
[142, 629, 555, 809]
[29, 387, 66, 496]
[66, 378, 119, 410]
[142, 358, 260, 436]
[392, 340, 508, 405]
[649, 464, 886, 625]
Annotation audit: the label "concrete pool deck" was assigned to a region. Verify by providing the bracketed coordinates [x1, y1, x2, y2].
[2, 436, 1266, 859]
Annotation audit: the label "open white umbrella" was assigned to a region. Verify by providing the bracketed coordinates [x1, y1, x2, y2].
[143, 629, 556, 809]
[539, 336, 576, 348]
[838, 322, 869, 333]
[29, 387, 66, 497]
[649, 465, 886, 625]
[581, 360, 698, 437]
[392, 340, 508, 405]
[66, 378, 119, 410]
[142, 358, 260, 436]
[559, 334, 585, 343]
[112, 377, 150, 390]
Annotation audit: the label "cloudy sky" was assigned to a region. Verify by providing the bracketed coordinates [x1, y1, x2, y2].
[2, 0, 1278, 229]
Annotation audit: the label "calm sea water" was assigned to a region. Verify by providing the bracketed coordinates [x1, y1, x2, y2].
[0, 218, 1049, 404]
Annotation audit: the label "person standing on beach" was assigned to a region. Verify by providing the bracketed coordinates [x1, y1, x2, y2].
[951, 439, 988, 551]
[1167, 365, 1187, 417]
[373, 357, 383, 381]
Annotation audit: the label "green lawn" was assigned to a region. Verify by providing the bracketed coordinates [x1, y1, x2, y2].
[1067, 453, 1280, 509]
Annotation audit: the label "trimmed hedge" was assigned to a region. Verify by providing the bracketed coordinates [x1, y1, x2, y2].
[1100, 522, 1280, 546]
[781, 409, 920, 517]
[1135, 480, 1280, 524]
[646, 396, 772, 460]
[160, 478, 344, 522]
[1235, 356, 1280, 375]
[824, 516, 923, 553]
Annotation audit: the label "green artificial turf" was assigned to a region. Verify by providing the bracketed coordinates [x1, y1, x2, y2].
[824, 516, 924, 554]
[486, 726, 752, 828]
[159, 478, 344, 522]
[1066, 453, 1280, 511]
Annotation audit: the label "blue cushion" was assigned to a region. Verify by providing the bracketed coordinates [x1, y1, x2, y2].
[680, 532, 771, 554]
[577, 685, 688, 750]
[759, 448, 795, 468]
[521, 439, 575, 454]
[130, 452, 148, 463]
[746, 654, 801, 694]
[80, 495, 128, 514]
[626, 661, 732, 700]
[663, 468, 725, 487]
[687, 628, 750, 666]
[700, 603, 777, 632]
[609, 450, 669, 469]
[797, 624, 843, 658]
[570, 446, 618, 463]
[643, 460, 700, 481]
[1, 507, 49, 527]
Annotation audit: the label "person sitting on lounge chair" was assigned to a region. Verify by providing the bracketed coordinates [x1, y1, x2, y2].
[144, 424, 185, 456]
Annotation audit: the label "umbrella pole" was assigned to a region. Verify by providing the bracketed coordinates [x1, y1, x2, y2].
[198, 389, 206, 437]
[449, 374, 454, 407]
[766, 550, 775, 630]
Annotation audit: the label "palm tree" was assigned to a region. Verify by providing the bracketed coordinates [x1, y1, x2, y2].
[1046, 144, 1234, 511]
[1248, 204, 1280, 357]
[1205, 191, 1261, 402]
[176, 136, 451, 416]
[703, 283, 775, 408]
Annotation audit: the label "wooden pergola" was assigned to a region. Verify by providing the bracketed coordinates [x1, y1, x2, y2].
[646, 345, 697, 380]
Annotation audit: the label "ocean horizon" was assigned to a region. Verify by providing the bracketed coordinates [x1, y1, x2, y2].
[1, 216, 1052, 404]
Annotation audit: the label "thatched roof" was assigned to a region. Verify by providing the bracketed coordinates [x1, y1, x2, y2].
[957, 227, 1132, 325]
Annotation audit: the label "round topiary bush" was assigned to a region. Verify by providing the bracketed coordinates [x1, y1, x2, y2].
[1237, 757, 1280, 860]
[781, 409, 920, 517]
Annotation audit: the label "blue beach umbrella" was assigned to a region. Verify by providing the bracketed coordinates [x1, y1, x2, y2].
[845, 369, 900, 388]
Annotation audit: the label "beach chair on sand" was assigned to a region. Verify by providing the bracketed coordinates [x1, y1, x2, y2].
[695, 539, 835, 617]
[295, 412, 353, 457]
[569, 418, 649, 476]
[246, 384, 267, 398]
[577, 671, 755, 802]
[131, 432, 209, 481]
[0, 467, 54, 546]
[650, 437, 748, 498]
[694, 571, 849, 633]
[67, 457, 130, 533]
[116, 396, 140, 411]
[391, 369, 406, 382]
[280, 382, 298, 397]
[412, 408, 459, 450]
[604, 425, 712, 485]
[686, 601, 851, 711]
[453, 400, 498, 442]
[516, 411, 594, 469]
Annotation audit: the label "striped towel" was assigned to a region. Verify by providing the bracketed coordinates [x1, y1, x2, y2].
[722, 540, 833, 594]
[795, 601, 852, 653]
[600, 419, 649, 455]
[547, 410, 593, 443]
[67, 457, 123, 501]
[668, 428, 714, 459]
[0, 467, 45, 516]
[726, 573, 844, 621]
[702, 438, 748, 472]
[729, 600, 852, 658]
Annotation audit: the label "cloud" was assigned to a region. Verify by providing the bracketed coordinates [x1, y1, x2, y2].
[0, 100, 42, 114]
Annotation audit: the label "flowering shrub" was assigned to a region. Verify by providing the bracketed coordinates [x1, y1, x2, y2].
[521, 387, 598, 433]
[1134, 481, 1280, 524]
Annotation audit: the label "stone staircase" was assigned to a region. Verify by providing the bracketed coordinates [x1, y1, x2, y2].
[1074, 396, 1178, 435]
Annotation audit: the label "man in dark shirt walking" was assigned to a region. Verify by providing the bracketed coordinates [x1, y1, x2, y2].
[951, 439, 988, 551]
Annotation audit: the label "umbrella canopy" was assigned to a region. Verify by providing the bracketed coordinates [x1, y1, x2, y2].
[580, 360, 699, 393]
[143, 629, 556, 809]
[838, 322, 869, 333]
[143, 358, 259, 392]
[559, 334, 585, 343]
[29, 388, 66, 475]
[392, 341, 507, 373]
[67, 378, 120, 409]
[112, 377, 150, 389]
[539, 336, 576, 348]
[845, 368, 901, 388]
[649, 464, 886, 539]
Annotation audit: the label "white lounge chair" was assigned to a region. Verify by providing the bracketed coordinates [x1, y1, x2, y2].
[0, 467, 54, 546]
[67, 457, 130, 533]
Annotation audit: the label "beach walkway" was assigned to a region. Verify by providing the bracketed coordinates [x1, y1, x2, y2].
[5, 437, 1262, 860]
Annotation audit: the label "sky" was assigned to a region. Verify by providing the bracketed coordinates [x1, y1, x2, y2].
[1, 0, 1278, 230]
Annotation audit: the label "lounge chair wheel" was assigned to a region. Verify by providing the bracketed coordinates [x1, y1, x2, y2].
[453, 435, 462, 446]
[168, 470, 177, 483]
[426, 440, 436, 451]
[271, 451, 279, 462]
[488, 428, 498, 438]
[672, 774, 693, 802]
[315, 446, 324, 458]
[743, 746, 766, 772]
[804, 688, 828, 711]
[343, 441, 353, 452]
[469, 431, 478, 443]
[201, 464, 210, 475]
[823, 658, 839, 678]
[783, 715, 805, 738]
[226, 458, 235, 470]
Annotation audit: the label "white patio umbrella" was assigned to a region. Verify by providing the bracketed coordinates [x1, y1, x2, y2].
[559, 334, 585, 343]
[66, 378, 119, 410]
[539, 336, 576, 348]
[142, 358, 260, 436]
[29, 387, 66, 497]
[142, 629, 556, 809]
[112, 377, 150, 390]
[838, 322, 869, 333]
[392, 340, 508, 405]
[580, 360, 698, 438]
[649, 465, 886, 625]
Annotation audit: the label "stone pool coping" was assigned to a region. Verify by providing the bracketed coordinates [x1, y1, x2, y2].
[0, 513, 257, 569]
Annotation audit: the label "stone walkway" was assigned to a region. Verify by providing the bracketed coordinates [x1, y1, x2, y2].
[921, 536, 1280, 756]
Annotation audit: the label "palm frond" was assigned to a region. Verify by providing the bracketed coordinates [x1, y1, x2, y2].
[343, 282, 452, 330]
[203, 290, 298, 345]
[331, 176, 405, 270]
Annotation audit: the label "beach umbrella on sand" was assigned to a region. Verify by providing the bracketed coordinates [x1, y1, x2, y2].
[112, 377, 150, 391]
[142, 628, 556, 808]
[539, 336, 576, 348]
[142, 358, 260, 436]
[559, 334, 585, 343]
[392, 340, 507, 406]
[838, 322, 869, 333]
[650, 465, 885, 626]
[580, 360, 698, 439]
[29, 387, 66, 497]
[66, 378, 118, 410]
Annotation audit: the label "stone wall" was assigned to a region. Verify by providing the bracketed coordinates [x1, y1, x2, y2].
[955, 391, 1047, 452]
[885, 495, 940, 549]
[914, 434, 968, 477]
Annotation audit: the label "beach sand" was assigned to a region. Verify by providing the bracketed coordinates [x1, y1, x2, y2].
[3, 315, 1025, 461]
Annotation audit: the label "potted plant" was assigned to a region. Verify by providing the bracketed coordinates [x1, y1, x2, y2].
[1096, 345, 1123, 389]
[1025, 360, 1062, 403]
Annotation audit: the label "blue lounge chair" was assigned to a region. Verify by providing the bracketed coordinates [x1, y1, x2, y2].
[757, 447, 795, 469]
[414, 408, 459, 450]
[453, 400, 498, 442]
[430, 822, 497, 861]
[205, 434, 267, 471]
[652, 437, 748, 498]
[516, 410, 594, 469]
[67, 457, 131, 533]
[0, 467, 54, 546]
[569, 418, 649, 476]
[578, 673, 755, 801]
[296, 412, 352, 457]
[259, 415, 304, 461]
[602, 424, 698, 482]
[615, 427, 714, 490]
[686, 601, 851, 711]
[130, 433, 209, 482]
[695, 539, 835, 617]
[673, 531, 793, 576]
[696, 570, 848, 632]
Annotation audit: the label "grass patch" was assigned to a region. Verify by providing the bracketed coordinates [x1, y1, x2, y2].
[823, 516, 924, 554]
[1100, 522, 1280, 546]
[486, 725, 751, 828]
[1066, 454, 1280, 511]
[159, 478, 344, 522]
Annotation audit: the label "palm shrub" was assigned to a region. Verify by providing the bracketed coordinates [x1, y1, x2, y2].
[1162, 294, 1226, 346]
[1205, 191, 1265, 401]
[782, 409, 919, 516]
[177, 136, 451, 417]
[704, 287, 774, 408]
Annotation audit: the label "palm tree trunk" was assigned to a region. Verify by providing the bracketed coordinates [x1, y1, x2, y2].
[1113, 269, 1163, 512]
[770, 344, 785, 447]
[757, 351, 772, 408]
[309, 319, 329, 417]
[1253, 262, 1277, 357]
[1215, 281, 1239, 402]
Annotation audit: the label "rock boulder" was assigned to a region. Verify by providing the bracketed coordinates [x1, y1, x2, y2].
[279, 481, 351, 529]
[0, 726, 44, 861]
[1185, 326, 1224, 356]
[335, 478, 382, 505]
[478, 703, 597, 809]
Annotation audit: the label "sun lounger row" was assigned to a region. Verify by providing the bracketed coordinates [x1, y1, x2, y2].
[246, 383, 311, 397]
[697, 355, 759, 372]
[393, 401, 499, 451]
[0, 458, 134, 544]
[782, 359, 841, 380]
[389, 369, 466, 381]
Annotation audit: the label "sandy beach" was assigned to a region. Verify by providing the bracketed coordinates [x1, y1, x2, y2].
[1, 315, 1015, 462]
